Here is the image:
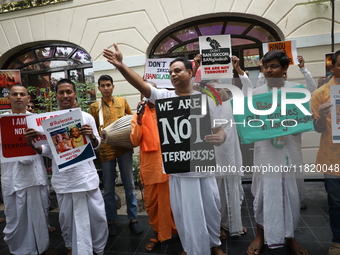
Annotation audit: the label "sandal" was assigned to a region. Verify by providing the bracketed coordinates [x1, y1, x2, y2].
[328, 243, 340, 255]
[145, 238, 159, 252]
[246, 242, 263, 255]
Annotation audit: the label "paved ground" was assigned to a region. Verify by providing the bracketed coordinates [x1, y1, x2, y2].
[0, 181, 332, 255]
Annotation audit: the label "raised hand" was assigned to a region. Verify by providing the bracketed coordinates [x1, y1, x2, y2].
[103, 43, 123, 68]
[232, 55, 240, 69]
[297, 55, 305, 68]
[194, 54, 202, 67]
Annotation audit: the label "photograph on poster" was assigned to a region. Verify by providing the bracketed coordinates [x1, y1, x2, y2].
[67, 123, 88, 148]
[51, 129, 73, 154]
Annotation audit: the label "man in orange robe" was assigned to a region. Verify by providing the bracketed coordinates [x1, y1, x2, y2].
[130, 82, 176, 252]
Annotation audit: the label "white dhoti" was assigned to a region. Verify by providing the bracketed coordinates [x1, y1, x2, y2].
[170, 175, 221, 255]
[252, 171, 300, 248]
[217, 175, 244, 236]
[57, 188, 108, 255]
[3, 185, 50, 255]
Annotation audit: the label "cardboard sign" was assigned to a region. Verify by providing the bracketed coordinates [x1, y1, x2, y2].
[144, 58, 175, 88]
[262, 40, 298, 65]
[41, 109, 96, 171]
[0, 114, 37, 162]
[232, 85, 314, 144]
[199, 35, 232, 79]
[330, 85, 340, 143]
[156, 94, 216, 173]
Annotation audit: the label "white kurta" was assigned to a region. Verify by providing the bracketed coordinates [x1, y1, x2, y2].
[251, 83, 303, 248]
[240, 70, 316, 205]
[1, 111, 50, 255]
[148, 86, 222, 255]
[214, 100, 244, 236]
[41, 111, 108, 255]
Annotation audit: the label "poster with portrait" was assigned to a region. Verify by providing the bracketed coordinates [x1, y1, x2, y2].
[0, 70, 21, 110]
[26, 108, 79, 147]
[0, 114, 37, 162]
[262, 40, 298, 65]
[41, 109, 95, 171]
[144, 58, 175, 88]
[199, 35, 233, 80]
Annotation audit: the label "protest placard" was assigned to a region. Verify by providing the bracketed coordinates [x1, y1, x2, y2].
[26, 108, 78, 147]
[144, 58, 175, 88]
[232, 85, 314, 144]
[262, 40, 298, 65]
[0, 114, 37, 162]
[0, 70, 21, 110]
[41, 109, 96, 171]
[156, 94, 216, 173]
[330, 85, 340, 143]
[199, 35, 232, 80]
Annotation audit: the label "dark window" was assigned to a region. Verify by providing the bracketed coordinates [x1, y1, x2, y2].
[3, 43, 94, 88]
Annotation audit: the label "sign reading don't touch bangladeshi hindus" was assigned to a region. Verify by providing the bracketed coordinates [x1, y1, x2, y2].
[199, 35, 232, 80]
[232, 85, 314, 144]
[144, 58, 175, 89]
[155, 94, 216, 174]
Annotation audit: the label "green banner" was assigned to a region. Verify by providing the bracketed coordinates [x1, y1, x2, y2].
[232, 85, 314, 144]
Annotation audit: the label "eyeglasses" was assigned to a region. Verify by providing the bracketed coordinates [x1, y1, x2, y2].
[263, 64, 280, 70]
[27, 105, 35, 109]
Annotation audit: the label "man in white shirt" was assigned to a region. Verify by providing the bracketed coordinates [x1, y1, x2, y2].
[103, 43, 226, 255]
[24, 79, 108, 255]
[2, 85, 54, 255]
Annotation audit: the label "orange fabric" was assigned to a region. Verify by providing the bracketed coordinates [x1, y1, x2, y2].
[90, 97, 132, 162]
[130, 105, 176, 241]
[311, 77, 340, 176]
[130, 107, 168, 185]
[140, 106, 159, 152]
[143, 181, 177, 242]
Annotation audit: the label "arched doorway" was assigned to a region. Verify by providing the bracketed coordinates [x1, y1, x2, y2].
[3, 43, 94, 89]
[148, 15, 283, 168]
[2, 43, 95, 111]
[148, 15, 282, 78]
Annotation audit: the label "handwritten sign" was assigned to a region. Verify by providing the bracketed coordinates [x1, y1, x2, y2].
[232, 85, 314, 144]
[199, 35, 232, 80]
[144, 58, 175, 88]
[0, 114, 37, 162]
[155, 94, 215, 173]
[41, 109, 96, 171]
[262, 40, 298, 65]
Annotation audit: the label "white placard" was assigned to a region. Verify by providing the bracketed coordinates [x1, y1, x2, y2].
[199, 35, 233, 80]
[41, 109, 96, 171]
